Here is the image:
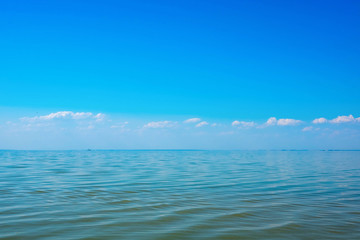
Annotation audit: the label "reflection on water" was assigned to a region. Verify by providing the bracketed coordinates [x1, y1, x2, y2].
[0, 150, 359, 239]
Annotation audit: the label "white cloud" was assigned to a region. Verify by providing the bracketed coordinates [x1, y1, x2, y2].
[144, 121, 174, 128]
[329, 115, 356, 124]
[184, 118, 201, 123]
[265, 117, 277, 126]
[195, 121, 209, 127]
[232, 120, 255, 127]
[277, 118, 302, 126]
[313, 117, 328, 124]
[263, 117, 302, 127]
[94, 113, 105, 122]
[72, 112, 93, 119]
[302, 126, 313, 132]
[302, 126, 320, 132]
[312, 115, 360, 124]
[21, 111, 105, 121]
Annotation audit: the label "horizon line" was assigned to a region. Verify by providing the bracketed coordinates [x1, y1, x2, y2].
[1, 149, 360, 152]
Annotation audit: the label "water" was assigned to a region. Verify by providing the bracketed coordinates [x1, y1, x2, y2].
[0, 150, 359, 239]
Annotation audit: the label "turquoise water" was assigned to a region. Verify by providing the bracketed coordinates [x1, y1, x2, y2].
[0, 150, 359, 239]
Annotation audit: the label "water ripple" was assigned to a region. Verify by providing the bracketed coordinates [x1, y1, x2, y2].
[0, 150, 359, 239]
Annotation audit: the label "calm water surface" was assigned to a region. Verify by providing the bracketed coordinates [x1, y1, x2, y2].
[0, 150, 359, 239]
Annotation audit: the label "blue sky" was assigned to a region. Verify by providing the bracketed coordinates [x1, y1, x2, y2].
[1, 0, 359, 149]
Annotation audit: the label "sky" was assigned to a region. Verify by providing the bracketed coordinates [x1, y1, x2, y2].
[0, 0, 359, 149]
